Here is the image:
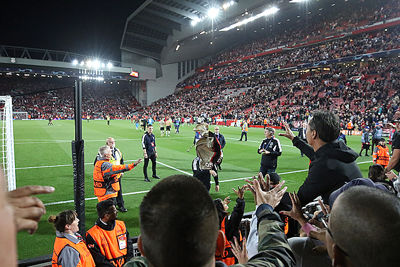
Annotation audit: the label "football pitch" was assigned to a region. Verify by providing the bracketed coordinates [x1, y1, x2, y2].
[15, 120, 372, 260]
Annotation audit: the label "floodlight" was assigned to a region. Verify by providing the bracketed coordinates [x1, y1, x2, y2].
[263, 6, 279, 16]
[80, 61, 85, 66]
[175, 44, 180, 51]
[101, 63, 105, 68]
[191, 17, 201, 26]
[86, 60, 93, 68]
[107, 62, 113, 68]
[72, 59, 78, 65]
[208, 7, 220, 19]
[93, 59, 101, 70]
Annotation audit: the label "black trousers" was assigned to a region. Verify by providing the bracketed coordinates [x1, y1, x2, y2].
[116, 179, 125, 208]
[240, 132, 247, 141]
[143, 154, 157, 178]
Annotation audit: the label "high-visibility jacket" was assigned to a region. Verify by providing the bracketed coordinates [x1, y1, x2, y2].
[373, 145, 390, 167]
[93, 160, 132, 202]
[215, 217, 243, 265]
[347, 122, 353, 130]
[86, 220, 128, 267]
[52, 235, 95, 267]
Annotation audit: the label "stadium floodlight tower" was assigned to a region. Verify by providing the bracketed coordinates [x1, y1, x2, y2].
[71, 57, 111, 235]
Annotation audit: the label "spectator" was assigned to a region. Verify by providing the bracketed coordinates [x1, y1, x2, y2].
[214, 186, 245, 265]
[279, 111, 362, 205]
[123, 174, 294, 267]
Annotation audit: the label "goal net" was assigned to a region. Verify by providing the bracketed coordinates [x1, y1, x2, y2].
[0, 96, 16, 191]
[13, 111, 28, 120]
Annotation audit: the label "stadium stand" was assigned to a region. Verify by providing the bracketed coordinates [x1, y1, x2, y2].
[0, 76, 140, 119]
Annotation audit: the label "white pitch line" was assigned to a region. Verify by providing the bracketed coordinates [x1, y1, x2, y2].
[225, 137, 294, 147]
[43, 160, 372, 206]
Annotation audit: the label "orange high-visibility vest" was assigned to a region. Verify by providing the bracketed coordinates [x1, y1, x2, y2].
[215, 217, 243, 265]
[93, 160, 121, 202]
[86, 220, 128, 267]
[51, 235, 95, 267]
[373, 145, 390, 167]
[347, 122, 353, 130]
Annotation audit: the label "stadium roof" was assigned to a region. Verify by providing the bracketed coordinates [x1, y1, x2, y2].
[120, 0, 269, 62]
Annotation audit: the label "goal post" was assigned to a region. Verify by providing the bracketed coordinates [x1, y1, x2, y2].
[13, 111, 28, 120]
[0, 96, 16, 191]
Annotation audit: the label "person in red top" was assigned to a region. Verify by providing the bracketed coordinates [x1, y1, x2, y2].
[49, 210, 95, 267]
[93, 146, 142, 202]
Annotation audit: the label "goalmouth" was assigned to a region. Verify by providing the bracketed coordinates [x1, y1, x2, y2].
[0, 96, 16, 191]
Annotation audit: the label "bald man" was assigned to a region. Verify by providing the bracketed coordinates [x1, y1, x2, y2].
[326, 186, 399, 267]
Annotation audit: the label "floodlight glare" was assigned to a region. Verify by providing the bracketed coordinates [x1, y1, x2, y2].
[80, 61, 85, 66]
[290, 0, 309, 3]
[72, 59, 78, 65]
[207, 7, 220, 19]
[86, 60, 93, 68]
[107, 62, 113, 68]
[263, 6, 279, 16]
[191, 17, 201, 26]
[93, 59, 101, 70]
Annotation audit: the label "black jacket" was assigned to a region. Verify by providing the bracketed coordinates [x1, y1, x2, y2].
[292, 137, 362, 205]
[215, 133, 226, 150]
[258, 137, 282, 168]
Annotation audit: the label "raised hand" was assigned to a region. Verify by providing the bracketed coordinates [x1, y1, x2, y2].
[280, 192, 307, 226]
[230, 236, 248, 264]
[278, 121, 295, 141]
[233, 185, 245, 199]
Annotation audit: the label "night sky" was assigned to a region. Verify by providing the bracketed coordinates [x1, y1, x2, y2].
[0, 0, 146, 61]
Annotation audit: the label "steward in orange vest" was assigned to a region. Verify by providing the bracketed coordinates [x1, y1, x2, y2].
[373, 139, 390, 168]
[214, 192, 245, 265]
[52, 232, 95, 267]
[93, 146, 142, 202]
[86, 200, 133, 267]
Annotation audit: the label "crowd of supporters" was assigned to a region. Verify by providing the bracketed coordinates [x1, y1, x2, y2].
[0, 76, 140, 119]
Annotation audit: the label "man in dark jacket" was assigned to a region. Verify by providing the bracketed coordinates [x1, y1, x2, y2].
[280, 111, 362, 205]
[258, 128, 282, 175]
[215, 126, 226, 170]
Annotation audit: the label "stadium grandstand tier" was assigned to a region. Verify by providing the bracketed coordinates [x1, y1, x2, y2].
[0, 76, 141, 119]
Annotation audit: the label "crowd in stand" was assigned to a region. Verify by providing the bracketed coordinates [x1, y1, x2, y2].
[215, 0, 400, 63]
[0, 76, 140, 119]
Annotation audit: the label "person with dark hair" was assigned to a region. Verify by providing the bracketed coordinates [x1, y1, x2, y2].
[192, 156, 219, 192]
[279, 111, 362, 205]
[49, 210, 95, 267]
[385, 111, 400, 173]
[214, 126, 226, 170]
[142, 125, 160, 182]
[214, 186, 245, 265]
[258, 127, 282, 175]
[325, 186, 400, 267]
[368, 164, 397, 194]
[124, 174, 295, 267]
[86, 200, 133, 267]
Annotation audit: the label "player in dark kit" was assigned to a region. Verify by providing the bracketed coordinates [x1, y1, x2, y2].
[258, 127, 282, 175]
[142, 125, 160, 182]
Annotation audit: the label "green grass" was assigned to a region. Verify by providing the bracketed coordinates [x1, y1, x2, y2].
[15, 120, 371, 260]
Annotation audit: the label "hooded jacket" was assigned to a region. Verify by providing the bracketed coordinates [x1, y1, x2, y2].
[292, 136, 362, 205]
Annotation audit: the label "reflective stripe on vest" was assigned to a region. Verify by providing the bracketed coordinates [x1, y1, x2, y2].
[93, 160, 120, 199]
[52, 236, 95, 267]
[215, 217, 242, 265]
[86, 220, 128, 267]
